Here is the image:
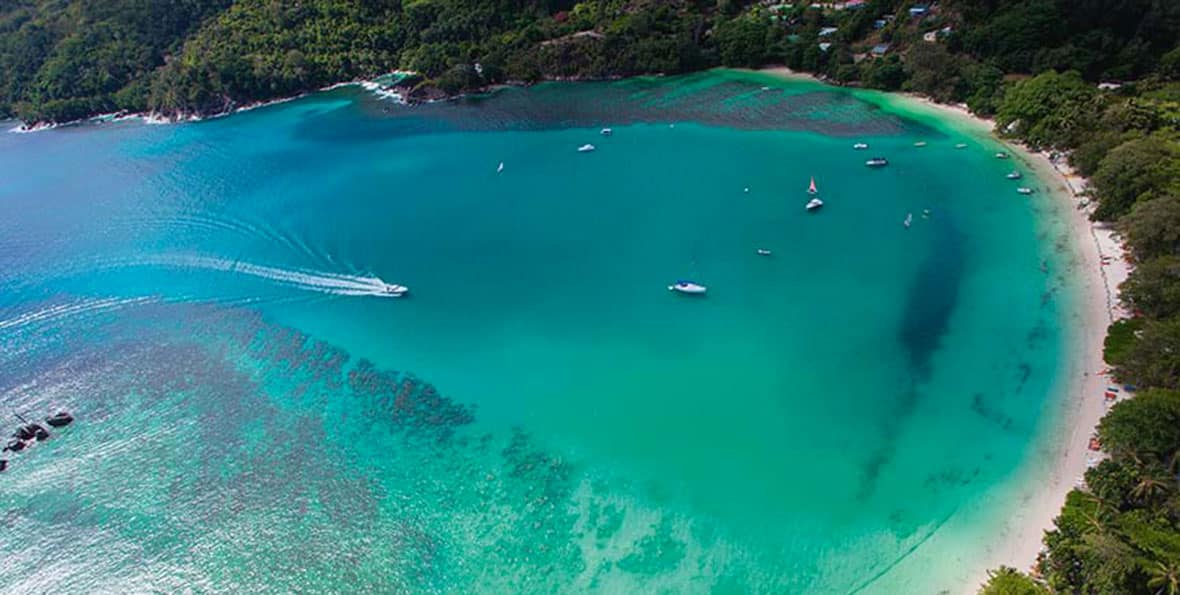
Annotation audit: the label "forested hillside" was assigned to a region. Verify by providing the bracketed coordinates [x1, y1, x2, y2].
[1, 1, 1177, 123]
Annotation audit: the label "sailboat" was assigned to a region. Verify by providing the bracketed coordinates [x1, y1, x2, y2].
[805, 176, 823, 211]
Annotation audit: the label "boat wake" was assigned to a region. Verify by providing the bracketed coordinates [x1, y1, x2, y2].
[0, 296, 156, 331]
[133, 255, 404, 297]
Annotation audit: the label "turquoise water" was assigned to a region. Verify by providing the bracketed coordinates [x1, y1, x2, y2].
[0, 71, 1072, 592]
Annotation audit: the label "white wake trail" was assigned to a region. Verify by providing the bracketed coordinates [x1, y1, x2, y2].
[132, 255, 401, 297]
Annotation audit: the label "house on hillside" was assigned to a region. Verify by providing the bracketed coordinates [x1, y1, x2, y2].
[819, 26, 839, 37]
[909, 4, 930, 17]
[871, 43, 891, 56]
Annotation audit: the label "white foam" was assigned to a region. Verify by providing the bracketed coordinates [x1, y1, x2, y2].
[0, 296, 155, 331]
[132, 255, 402, 297]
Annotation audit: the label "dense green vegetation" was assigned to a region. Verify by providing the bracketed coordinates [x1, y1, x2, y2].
[4, 2, 1180, 593]
[2, 1, 1179, 123]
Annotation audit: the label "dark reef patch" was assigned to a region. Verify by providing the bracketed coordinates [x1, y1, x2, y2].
[857, 219, 966, 501]
[290, 73, 932, 145]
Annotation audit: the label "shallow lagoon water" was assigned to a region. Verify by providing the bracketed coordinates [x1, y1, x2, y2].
[0, 71, 1073, 592]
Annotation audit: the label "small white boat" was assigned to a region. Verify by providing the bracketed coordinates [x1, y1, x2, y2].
[922, 208, 931, 219]
[955, 143, 968, 149]
[1006, 171, 1022, 180]
[668, 281, 707, 294]
[381, 283, 409, 297]
[806, 197, 824, 211]
[1017, 187, 1034, 195]
[761, 86, 771, 91]
[743, 187, 750, 193]
[577, 144, 596, 153]
[757, 249, 772, 256]
[865, 157, 888, 167]
[903, 213, 913, 228]
[600, 128, 613, 136]
[853, 142, 869, 150]
[914, 141, 927, 147]
[995, 151, 1010, 159]
[497, 162, 505, 173]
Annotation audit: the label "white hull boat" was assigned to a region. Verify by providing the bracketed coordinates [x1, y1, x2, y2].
[577, 144, 596, 153]
[669, 281, 707, 294]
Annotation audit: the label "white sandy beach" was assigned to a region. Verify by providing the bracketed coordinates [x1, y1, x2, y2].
[863, 93, 1133, 592]
[752, 70, 1131, 591]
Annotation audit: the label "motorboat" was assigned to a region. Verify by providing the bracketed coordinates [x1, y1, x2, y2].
[903, 213, 913, 228]
[806, 197, 824, 211]
[757, 249, 772, 256]
[1017, 187, 1034, 195]
[1006, 171, 1022, 180]
[914, 141, 927, 147]
[995, 151, 1010, 159]
[853, 142, 869, 150]
[955, 143, 968, 149]
[381, 283, 409, 297]
[577, 144, 596, 152]
[865, 157, 888, 167]
[497, 162, 505, 173]
[600, 128, 613, 136]
[668, 281, 707, 295]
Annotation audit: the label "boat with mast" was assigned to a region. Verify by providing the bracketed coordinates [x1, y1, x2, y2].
[805, 176, 823, 211]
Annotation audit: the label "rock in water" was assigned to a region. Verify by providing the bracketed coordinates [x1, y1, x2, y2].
[0, 459, 7, 472]
[5, 439, 25, 452]
[13, 425, 35, 441]
[33, 426, 49, 441]
[46, 412, 73, 428]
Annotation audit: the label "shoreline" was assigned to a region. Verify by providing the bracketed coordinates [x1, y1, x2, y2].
[833, 86, 1129, 592]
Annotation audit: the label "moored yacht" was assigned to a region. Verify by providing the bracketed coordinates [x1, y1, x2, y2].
[600, 128, 613, 136]
[1017, 187, 1034, 195]
[806, 197, 824, 211]
[903, 213, 913, 228]
[1006, 171, 1022, 180]
[995, 151, 1010, 159]
[865, 157, 888, 167]
[757, 248, 772, 256]
[668, 281, 707, 294]
[577, 144, 596, 152]
[853, 142, 869, 150]
[955, 143, 968, 149]
[914, 141, 927, 147]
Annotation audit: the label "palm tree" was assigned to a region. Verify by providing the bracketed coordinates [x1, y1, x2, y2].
[1132, 472, 1173, 503]
[1148, 559, 1180, 595]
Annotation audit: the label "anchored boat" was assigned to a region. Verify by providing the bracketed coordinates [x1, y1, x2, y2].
[668, 281, 708, 295]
